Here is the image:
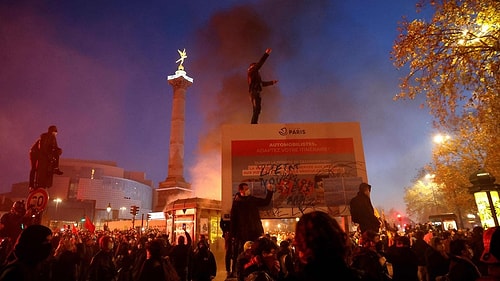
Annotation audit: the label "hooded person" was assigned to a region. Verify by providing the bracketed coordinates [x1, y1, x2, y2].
[0, 201, 28, 244]
[190, 240, 217, 281]
[138, 238, 179, 281]
[86, 235, 117, 281]
[477, 227, 500, 280]
[32, 125, 63, 189]
[349, 182, 381, 234]
[0, 224, 53, 281]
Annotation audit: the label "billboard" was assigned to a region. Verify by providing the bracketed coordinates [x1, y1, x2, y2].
[221, 122, 367, 218]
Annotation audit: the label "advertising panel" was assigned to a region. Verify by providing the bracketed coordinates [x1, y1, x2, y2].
[222, 123, 367, 218]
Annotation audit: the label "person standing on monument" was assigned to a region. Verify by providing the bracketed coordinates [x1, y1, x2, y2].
[248, 48, 278, 124]
[230, 182, 274, 257]
[349, 182, 381, 234]
[30, 125, 63, 190]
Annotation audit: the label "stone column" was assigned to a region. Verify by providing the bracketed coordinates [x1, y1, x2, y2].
[159, 70, 193, 189]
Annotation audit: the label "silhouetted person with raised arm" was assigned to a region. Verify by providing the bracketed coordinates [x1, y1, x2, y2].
[230, 182, 274, 258]
[248, 48, 278, 124]
[169, 228, 192, 281]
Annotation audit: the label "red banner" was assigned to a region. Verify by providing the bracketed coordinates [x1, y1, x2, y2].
[84, 215, 95, 233]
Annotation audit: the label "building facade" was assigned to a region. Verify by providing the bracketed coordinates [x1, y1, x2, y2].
[8, 158, 154, 230]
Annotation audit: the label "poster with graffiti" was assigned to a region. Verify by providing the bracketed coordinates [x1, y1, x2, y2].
[221, 122, 368, 217]
[231, 138, 363, 210]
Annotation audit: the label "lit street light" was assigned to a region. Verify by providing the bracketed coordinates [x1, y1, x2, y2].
[53, 198, 62, 223]
[433, 133, 451, 144]
[106, 203, 111, 228]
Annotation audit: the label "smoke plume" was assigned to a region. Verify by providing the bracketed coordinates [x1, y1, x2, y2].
[188, 1, 331, 199]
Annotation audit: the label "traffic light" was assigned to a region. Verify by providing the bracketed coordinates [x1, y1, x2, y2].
[130, 205, 137, 216]
[147, 213, 151, 221]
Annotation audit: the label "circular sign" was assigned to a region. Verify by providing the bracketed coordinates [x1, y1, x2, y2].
[26, 188, 49, 211]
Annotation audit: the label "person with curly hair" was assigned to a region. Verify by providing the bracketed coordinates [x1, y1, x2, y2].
[292, 211, 360, 281]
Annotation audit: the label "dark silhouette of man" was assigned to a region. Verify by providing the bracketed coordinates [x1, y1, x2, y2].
[248, 48, 278, 124]
[29, 125, 63, 190]
[0, 224, 53, 281]
[230, 182, 274, 257]
[349, 182, 381, 234]
[169, 229, 192, 281]
[0, 201, 28, 243]
[220, 217, 236, 278]
[0, 201, 30, 265]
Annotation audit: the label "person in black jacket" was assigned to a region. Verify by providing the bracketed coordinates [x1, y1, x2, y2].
[411, 230, 432, 281]
[0, 224, 53, 281]
[138, 239, 179, 281]
[349, 183, 380, 234]
[385, 235, 418, 281]
[86, 235, 116, 281]
[190, 240, 216, 281]
[248, 48, 278, 124]
[447, 238, 481, 281]
[220, 217, 236, 278]
[52, 236, 82, 281]
[425, 237, 449, 281]
[169, 229, 192, 281]
[30, 125, 63, 190]
[230, 182, 274, 258]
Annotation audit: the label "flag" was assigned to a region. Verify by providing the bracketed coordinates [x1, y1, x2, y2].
[72, 224, 78, 234]
[84, 215, 95, 233]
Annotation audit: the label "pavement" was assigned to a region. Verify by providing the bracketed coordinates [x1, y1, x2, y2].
[211, 239, 234, 281]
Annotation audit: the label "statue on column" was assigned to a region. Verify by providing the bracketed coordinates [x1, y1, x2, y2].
[248, 48, 278, 124]
[176, 48, 188, 71]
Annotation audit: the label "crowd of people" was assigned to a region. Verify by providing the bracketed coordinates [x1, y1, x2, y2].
[218, 182, 500, 281]
[3, 212, 500, 281]
[222, 211, 500, 281]
[3, 180, 500, 281]
[0, 225, 217, 281]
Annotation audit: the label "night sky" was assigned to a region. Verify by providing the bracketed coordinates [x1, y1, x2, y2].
[0, 0, 434, 215]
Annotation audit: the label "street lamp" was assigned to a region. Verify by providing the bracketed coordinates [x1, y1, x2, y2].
[106, 203, 111, 228]
[433, 134, 451, 144]
[469, 168, 500, 227]
[53, 198, 62, 226]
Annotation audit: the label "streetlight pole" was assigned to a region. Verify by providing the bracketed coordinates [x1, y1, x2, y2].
[425, 174, 439, 213]
[106, 203, 111, 229]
